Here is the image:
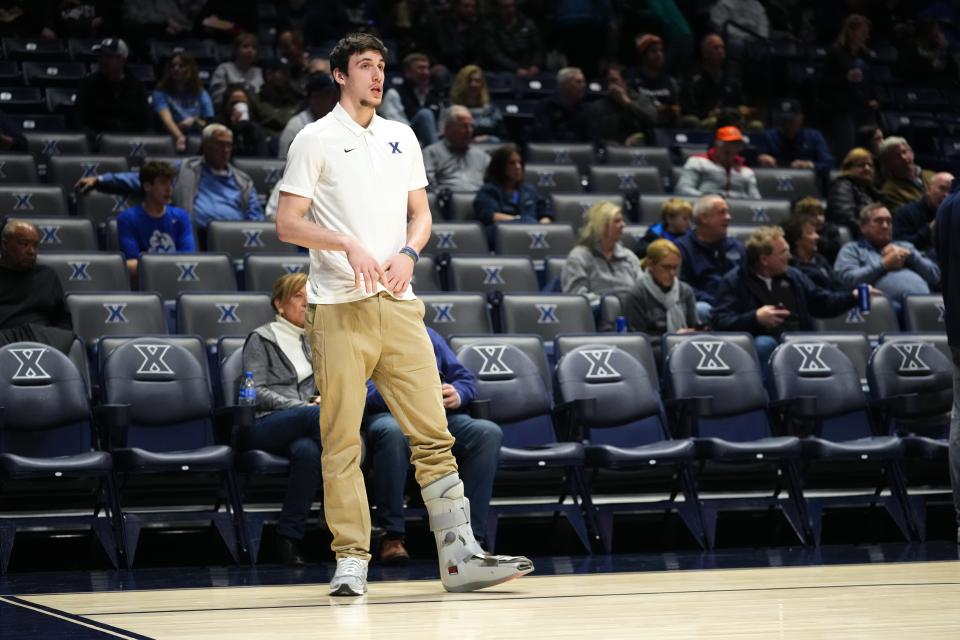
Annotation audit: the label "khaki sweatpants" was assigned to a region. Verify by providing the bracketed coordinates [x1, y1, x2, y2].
[305, 293, 458, 560]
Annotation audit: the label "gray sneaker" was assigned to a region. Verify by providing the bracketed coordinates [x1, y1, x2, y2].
[329, 556, 368, 596]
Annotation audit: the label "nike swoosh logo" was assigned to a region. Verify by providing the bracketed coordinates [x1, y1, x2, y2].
[344, 148, 356, 153]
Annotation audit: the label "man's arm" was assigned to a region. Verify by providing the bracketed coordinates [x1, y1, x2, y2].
[905, 245, 942, 286]
[245, 185, 264, 220]
[833, 243, 885, 287]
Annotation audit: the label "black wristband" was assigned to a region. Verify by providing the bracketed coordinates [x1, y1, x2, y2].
[399, 245, 419, 263]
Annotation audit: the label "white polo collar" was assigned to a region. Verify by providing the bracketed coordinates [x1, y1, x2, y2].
[332, 102, 381, 137]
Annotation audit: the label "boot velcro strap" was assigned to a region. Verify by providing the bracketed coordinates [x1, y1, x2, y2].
[426, 498, 469, 532]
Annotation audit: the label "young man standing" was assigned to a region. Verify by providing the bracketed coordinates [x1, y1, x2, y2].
[275, 32, 532, 596]
[116, 161, 196, 278]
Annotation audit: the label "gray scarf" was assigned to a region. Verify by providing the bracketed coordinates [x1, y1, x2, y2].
[638, 269, 687, 333]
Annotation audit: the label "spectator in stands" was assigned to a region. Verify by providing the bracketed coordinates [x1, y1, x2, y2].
[623, 238, 699, 335]
[215, 85, 268, 157]
[42, 0, 109, 39]
[631, 34, 680, 127]
[676, 194, 746, 317]
[210, 32, 265, 106]
[122, 0, 190, 40]
[835, 202, 941, 302]
[679, 34, 749, 129]
[116, 161, 195, 279]
[448, 65, 506, 142]
[278, 73, 339, 160]
[241, 272, 321, 565]
[878, 136, 935, 211]
[422, 0, 488, 72]
[894, 171, 954, 256]
[828, 147, 883, 238]
[423, 106, 490, 193]
[592, 64, 657, 147]
[782, 213, 842, 291]
[675, 126, 761, 200]
[531, 67, 594, 143]
[898, 18, 959, 87]
[636, 197, 693, 258]
[363, 326, 502, 563]
[561, 201, 641, 305]
[754, 99, 835, 176]
[0, 220, 75, 354]
[153, 52, 215, 153]
[709, 0, 769, 52]
[856, 124, 885, 176]
[276, 29, 309, 84]
[77, 38, 149, 135]
[379, 52, 444, 147]
[485, 0, 544, 77]
[821, 14, 879, 155]
[473, 144, 553, 241]
[792, 196, 843, 264]
[0, 108, 27, 152]
[713, 226, 858, 370]
[258, 58, 305, 137]
[76, 123, 263, 229]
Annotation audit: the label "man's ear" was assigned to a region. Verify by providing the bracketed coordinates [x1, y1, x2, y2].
[333, 68, 346, 87]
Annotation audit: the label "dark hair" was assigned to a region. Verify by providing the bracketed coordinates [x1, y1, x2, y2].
[219, 83, 251, 120]
[329, 32, 388, 76]
[157, 52, 203, 95]
[484, 144, 521, 186]
[233, 32, 257, 52]
[139, 161, 178, 189]
[781, 215, 812, 252]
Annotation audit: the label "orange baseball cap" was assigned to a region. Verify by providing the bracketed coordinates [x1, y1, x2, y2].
[716, 126, 744, 143]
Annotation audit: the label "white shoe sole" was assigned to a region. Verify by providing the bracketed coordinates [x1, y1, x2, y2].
[329, 582, 367, 596]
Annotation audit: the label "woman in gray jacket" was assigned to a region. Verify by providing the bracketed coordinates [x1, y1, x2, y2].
[241, 272, 320, 564]
[622, 239, 700, 335]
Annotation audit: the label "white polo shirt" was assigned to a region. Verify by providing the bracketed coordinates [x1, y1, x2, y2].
[278, 102, 427, 304]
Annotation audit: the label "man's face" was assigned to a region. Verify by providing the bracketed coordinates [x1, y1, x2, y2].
[715, 140, 743, 165]
[699, 199, 731, 238]
[143, 175, 173, 205]
[204, 130, 234, 169]
[1, 224, 39, 271]
[99, 53, 125, 79]
[702, 35, 725, 66]
[267, 67, 291, 88]
[781, 114, 804, 139]
[606, 68, 627, 91]
[884, 142, 915, 178]
[642, 43, 665, 70]
[861, 207, 893, 247]
[405, 58, 431, 87]
[560, 71, 586, 102]
[457, 0, 477, 21]
[340, 49, 385, 108]
[445, 113, 474, 151]
[927, 173, 954, 209]
[761, 236, 792, 276]
[278, 32, 302, 60]
[797, 222, 819, 256]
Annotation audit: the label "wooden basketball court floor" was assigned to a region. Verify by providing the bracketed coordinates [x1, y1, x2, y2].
[3, 558, 960, 639]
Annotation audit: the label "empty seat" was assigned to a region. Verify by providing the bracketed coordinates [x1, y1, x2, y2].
[522, 163, 582, 194]
[494, 223, 576, 267]
[424, 222, 489, 255]
[0, 87, 44, 113]
[555, 332, 659, 389]
[412, 254, 441, 292]
[727, 198, 791, 225]
[139, 253, 238, 301]
[2, 38, 68, 60]
[603, 146, 673, 188]
[500, 293, 595, 345]
[98, 134, 176, 164]
[450, 333, 552, 394]
[447, 255, 539, 293]
[588, 166, 662, 194]
[0, 184, 66, 215]
[37, 252, 129, 292]
[206, 220, 296, 263]
[47, 155, 127, 194]
[12, 216, 96, 251]
[14, 114, 65, 131]
[22, 61, 86, 86]
[550, 193, 624, 228]
[447, 191, 478, 221]
[526, 143, 595, 175]
[754, 167, 820, 200]
[66, 292, 167, 343]
[902, 294, 946, 332]
[78, 192, 134, 226]
[243, 253, 309, 292]
[45, 87, 78, 117]
[418, 293, 492, 337]
[814, 296, 900, 341]
[880, 331, 950, 364]
[24, 131, 89, 158]
[176, 292, 275, 344]
[781, 332, 871, 387]
[231, 158, 285, 199]
[0, 154, 37, 183]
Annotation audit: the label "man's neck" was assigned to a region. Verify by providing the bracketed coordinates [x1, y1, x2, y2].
[143, 199, 166, 218]
[339, 98, 375, 128]
[696, 229, 722, 245]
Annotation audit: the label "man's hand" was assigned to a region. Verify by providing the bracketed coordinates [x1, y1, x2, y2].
[756, 305, 791, 329]
[790, 159, 814, 169]
[441, 383, 461, 410]
[757, 154, 777, 168]
[345, 238, 385, 294]
[74, 176, 98, 194]
[381, 252, 415, 294]
[881, 244, 908, 271]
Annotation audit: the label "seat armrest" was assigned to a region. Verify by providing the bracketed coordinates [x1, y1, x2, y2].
[213, 405, 255, 446]
[93, 403, 130, 450]
[469, 399, 491, 420]
[551, 397, 597, 441]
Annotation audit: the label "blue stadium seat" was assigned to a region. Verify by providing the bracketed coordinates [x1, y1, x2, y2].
[902, 294, 946, 333]
[206, 220, 298, 265]
[0, 154, 37, 183]
[447, 255, 539, 294]
[526, 143, 595, 175]
[814, 296, 899, 342]
[500, 293, 595, 351]
[425, 221, 490, 256]
[550, 193, 625, 229]
[522, 163, 582, 194]
[418, 293, 493, 337]
[139, 253, 238, 301]
[66, 292, 167, 344]
[37, 251, 129, 293]
[242, 254, 309, 292]
[10, 216, 96, 251]
[493, 223, 575, 270]
[176, 292, 275, 345]
[602, 146, 673, 190]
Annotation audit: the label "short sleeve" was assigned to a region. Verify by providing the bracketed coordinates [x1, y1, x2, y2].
[278, 129, 324, 199]
[151, 90, 169, 113]
[406, 129, 428, 192]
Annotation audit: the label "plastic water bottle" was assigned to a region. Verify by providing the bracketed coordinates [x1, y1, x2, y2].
[238, 371, 257, 406]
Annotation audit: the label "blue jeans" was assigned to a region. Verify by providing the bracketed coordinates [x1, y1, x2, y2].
[364, 411, 502, 541]
[241, 405, 321, 540]
[754, 335, 778, 380]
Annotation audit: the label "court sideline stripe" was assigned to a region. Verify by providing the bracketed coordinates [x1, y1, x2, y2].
[0, 596, 153, 639]
[72, 580, 960, 617]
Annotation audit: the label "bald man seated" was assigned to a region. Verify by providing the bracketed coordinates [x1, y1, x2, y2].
[893, 171, 954, 256]
[0, 220, 76, 352]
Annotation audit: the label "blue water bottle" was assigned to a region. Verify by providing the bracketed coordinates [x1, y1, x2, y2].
[239, 371, 257, 406]
[616, 315, 627, 333]
[857, 283, 871, 314]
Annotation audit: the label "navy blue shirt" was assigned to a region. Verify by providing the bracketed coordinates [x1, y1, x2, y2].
[116, 204, 196, 260]
[754, 127, 835, 175]
[936, 183, 960, 346]
[676, 232, 746, 304]
[472, 182, 553, 227]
